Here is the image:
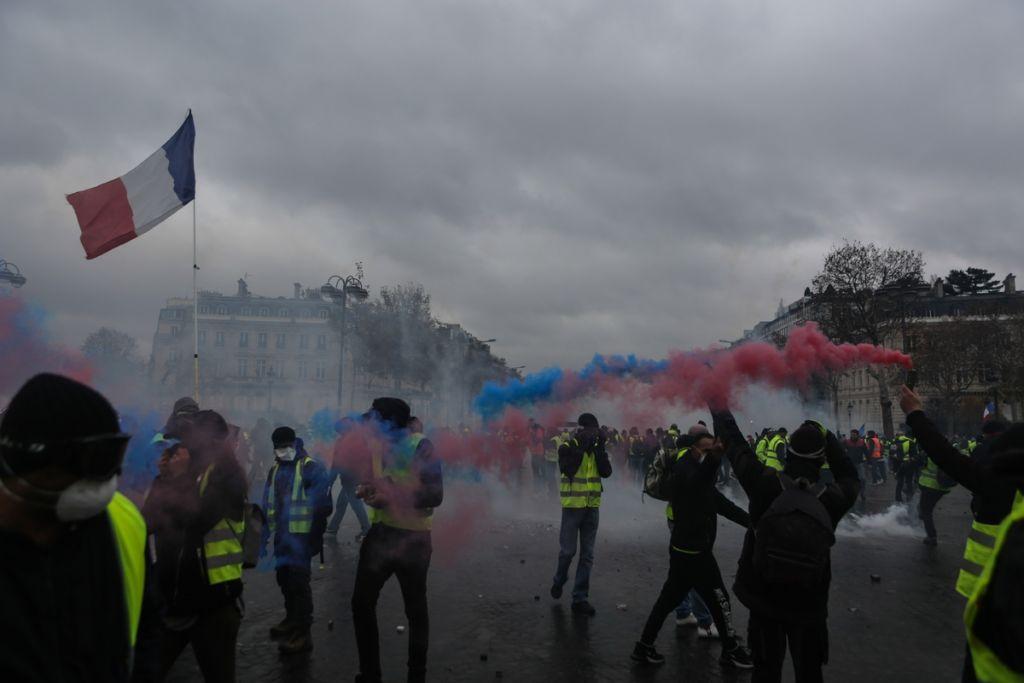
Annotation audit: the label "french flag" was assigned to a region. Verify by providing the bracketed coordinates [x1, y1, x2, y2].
[982, 402, 996, 421]
[67, 112, 195, 259]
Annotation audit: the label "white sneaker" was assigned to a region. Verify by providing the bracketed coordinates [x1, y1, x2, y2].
[697, 624, 719, 639]
[675, 614, 698, 627]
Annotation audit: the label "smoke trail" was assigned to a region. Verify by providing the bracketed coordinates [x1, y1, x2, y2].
[474, 323, 910, 420]
[0, 293, 93, 398]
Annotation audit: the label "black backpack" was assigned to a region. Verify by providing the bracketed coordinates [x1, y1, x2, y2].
[753, 474, 835, 588]
[643, 448, 678, 501]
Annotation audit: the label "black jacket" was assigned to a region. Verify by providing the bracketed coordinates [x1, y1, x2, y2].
[143, 448, 246, 617]
[0, 508, 161, 682]
[906, 411, 1017, 525]
[713, 409, 859, 624]
[666, 450, 749, 553]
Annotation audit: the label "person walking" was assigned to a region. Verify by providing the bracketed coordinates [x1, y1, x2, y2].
[550, 413, 612, 617]
[327, 417, 371, 541]
[713, 410, 860, 682]
[147, 409, 247, 682]
[892, 430, 922, 504]
[632, 428, 753, 669]
[351, 398, 443, 683]
[0, 374, 160, 682]
[262, 427, 332, 655]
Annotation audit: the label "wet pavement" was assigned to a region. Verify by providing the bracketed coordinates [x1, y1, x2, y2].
[168, 475, 973, 682]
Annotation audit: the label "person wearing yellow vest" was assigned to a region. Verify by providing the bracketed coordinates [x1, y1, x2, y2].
[899, 386, 1021, 681]
[352, 399, 443, 683]
[0, 374, 159, 682]
[262, 427, 331, 655]
[550, 412, 612, 617]
[761, 428, 787, 472]
[148, 408, 247, 682]
[893, 430, 922, 504]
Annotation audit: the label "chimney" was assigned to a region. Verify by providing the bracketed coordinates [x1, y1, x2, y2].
[932, 277, 944, 298]
[294, 282, 302, 299]
[1005, 273, 1016, 294]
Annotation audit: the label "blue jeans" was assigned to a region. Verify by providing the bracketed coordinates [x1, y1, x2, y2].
[553, 507, 599, 603]
[676, 590, 712, 627]
[327, 469, 370, 534]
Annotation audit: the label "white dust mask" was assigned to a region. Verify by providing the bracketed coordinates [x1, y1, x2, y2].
[275, 447, 296, 462]
[54, 475, 118, 522]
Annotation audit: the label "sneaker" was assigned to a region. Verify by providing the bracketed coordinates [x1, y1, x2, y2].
[550, 583, 563, 599]
[721, 643, 754, 669]
[269, 618, 295, 640]
[631, 641, 666, 665]
[571, 600, 596, 616]
[675, 614, 698, 627]
[697, 623, 719, 639]
[278, 629, 313, 655]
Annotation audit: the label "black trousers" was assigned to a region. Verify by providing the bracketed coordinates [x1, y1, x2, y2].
[918, 486, 948, 539]
[748, 612, 828, 683]
[159, 602, 242, 683]
[352, 524, 432, 683]
[640, 549, 738, 649]
[895, 468, 918, 503]
[276, 564, 313, 628]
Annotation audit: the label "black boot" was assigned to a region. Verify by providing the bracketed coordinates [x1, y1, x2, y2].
[269, 618, 295, 641]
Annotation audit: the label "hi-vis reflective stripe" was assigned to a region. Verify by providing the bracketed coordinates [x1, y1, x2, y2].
[199, 464, 244, 585]
[560, 444, 602, 509]
[956, 520, 1004, 598]
[267, 458, 313, 534]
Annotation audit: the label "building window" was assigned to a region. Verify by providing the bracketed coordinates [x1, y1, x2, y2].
[257, 332, 267, 349]
[169, 349, 180, 362]
[271, 363, 283, 379]
[259, 307, 269, 317]
[254, 359, 266, 377]
[217, 306, 228, 316]
[317, 334, 327, 350]
[239, 332, 249, 348]
[319, 309, 329, 319]
[302, 309, 312, 318]
[315, 362, 327, 380]
[170, 325, 180, 337]
[241, 307, 252, 316]
[198, 330, 206, 346]
[276, 334, 286, 349]
[199, 305, 210, 314]
[215, 332, 225, 347]
[299, 335, 309, 350]
[298, 361, 308, 379]
[237, 359, 248, 377]
[278, 308, 290, 318]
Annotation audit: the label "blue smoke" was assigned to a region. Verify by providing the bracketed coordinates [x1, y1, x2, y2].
[473, 353, 670, 419]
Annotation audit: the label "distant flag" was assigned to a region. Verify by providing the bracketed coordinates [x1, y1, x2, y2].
[858, 424, 865, 435]
[66, 111, 195, 259]
[982, 402, 996, 421]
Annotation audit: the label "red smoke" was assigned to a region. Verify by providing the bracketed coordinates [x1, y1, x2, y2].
[0, 295, 93, 399]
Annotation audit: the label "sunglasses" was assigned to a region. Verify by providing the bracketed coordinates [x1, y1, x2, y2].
[0, 432, 131, 480]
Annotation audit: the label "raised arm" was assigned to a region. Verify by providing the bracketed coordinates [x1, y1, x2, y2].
[711, 408, 767, 497]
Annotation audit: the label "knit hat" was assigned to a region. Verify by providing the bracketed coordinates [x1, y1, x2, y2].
[577, 413, 599, 429]
[369, 397, 411, 429]
[272, 426, 297, 448]
[787, 423, 826, 459]
[1, 373, 118, 442]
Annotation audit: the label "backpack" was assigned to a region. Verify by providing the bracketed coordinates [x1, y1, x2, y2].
[643, 448, 678, 501]
[753, 474, 835, 588]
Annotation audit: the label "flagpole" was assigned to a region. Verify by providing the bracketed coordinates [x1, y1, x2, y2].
[193, 195, 200, 404]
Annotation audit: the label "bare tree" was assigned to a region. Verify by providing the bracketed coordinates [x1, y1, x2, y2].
[810, 240, 925, 437]
[910, 319, 985, 431]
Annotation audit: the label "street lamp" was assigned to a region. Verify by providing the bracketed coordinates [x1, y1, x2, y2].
[0, 259, 26, 288]
[321, 274, 369, 411]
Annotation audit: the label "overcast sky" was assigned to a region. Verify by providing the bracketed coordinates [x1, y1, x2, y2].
[3, 0, 1023, 372]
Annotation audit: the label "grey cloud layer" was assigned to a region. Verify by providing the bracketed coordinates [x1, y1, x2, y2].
[2, 0, 1022, 371]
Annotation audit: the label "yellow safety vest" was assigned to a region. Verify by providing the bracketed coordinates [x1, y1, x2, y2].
[546, 435, 562, 463]
[369, 434, 433, 531]
[107, 492, 146, 649]
[560, 439, 602, 509]
[763, 435, 785, 471]
[666, 448, 689, 521]
[918, 457, 952, 492]
[964, 492, 1024, 682]
[267, 456, 314, 534]
[198, 464, 245, 585]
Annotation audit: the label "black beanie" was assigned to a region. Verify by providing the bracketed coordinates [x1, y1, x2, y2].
[271, 426, 297, 447]
[369, 397, 411, 429]
[788, 424, 826, 459]
[578, 413, 599, 429]
[1, 373, 118, 443]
